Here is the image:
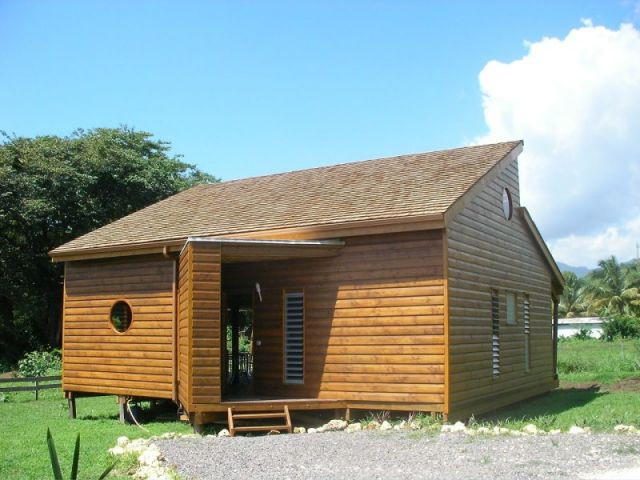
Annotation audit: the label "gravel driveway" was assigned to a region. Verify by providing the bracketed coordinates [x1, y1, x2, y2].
[157, 431, 640, 480]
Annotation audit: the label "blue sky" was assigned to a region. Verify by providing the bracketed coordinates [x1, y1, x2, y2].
[1, 1, 639, 266]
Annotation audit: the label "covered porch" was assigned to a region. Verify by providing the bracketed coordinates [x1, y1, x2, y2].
[178, 236, 347, 428]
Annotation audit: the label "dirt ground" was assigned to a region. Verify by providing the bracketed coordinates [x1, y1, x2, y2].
[561, 378, 640, 392]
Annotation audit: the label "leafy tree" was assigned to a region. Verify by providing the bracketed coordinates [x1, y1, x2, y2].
[581, 256, 640, 316]
[559, 271, 586, 318]
[0, 127, 217, 364]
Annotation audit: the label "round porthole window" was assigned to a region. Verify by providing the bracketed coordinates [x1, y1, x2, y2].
[502, 188, 513, 220]
[110, 301, 132, 333]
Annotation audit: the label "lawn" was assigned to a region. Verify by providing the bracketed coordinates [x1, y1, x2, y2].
[475, 338, 640, 430]
[1, 339, 639, 479]
[0, 386, 191, 480]
[558, 338, 640, 383]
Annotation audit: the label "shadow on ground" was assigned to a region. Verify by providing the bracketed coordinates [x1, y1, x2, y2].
[479, 386, 605, 423]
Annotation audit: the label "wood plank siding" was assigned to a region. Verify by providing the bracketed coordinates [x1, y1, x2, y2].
[446, 156, 558, 418]
[177, 245, 191, 407]
[223, 231, 446, 412]
[177, 242, 222, 412]
[63, 255, 176, 398]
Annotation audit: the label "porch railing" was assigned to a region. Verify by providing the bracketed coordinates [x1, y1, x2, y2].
[226, 352, 253, 380]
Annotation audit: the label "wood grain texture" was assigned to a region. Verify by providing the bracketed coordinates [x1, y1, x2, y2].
[62, 255, 175, 399]
[186, 242, 222, 411]
[223, 230, 445, 411]
[446, 155, 557, 416]
[177, 244, 191, 408]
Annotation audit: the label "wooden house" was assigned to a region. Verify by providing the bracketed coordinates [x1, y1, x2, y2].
[50, 140, 563, 430]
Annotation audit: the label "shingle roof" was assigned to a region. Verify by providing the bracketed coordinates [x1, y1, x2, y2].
[50, 140, 521, 255]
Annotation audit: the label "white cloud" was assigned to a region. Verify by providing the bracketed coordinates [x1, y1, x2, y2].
[550, 217, 640, 268]
[477, 21, 640, 267]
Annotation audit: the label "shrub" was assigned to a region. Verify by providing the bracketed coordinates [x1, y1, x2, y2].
[18, 350, 61, 378]
[573, 328, 593, 340]
[602, 315, 640, 341]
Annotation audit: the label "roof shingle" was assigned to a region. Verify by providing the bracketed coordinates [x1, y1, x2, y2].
[50, 140, 521, 255]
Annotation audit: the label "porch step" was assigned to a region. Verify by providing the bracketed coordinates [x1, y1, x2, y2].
[227, 405, 292, 437]
[232, 412, 287, 420]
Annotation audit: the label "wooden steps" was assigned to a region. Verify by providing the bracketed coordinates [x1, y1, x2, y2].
[227, 405, 292, 437]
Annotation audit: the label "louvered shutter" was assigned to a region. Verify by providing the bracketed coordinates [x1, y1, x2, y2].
[284, 291, 304, 384]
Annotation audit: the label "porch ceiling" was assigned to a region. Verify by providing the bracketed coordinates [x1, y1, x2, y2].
[186, 236, 345, 263]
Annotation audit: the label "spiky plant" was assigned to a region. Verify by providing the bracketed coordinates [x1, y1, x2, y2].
[46, 428, 116, 480]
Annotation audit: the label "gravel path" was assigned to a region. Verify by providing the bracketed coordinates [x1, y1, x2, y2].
[157, 431, 640, 480]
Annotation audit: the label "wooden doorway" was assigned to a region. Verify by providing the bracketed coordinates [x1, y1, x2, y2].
[222, 290, 254, 398]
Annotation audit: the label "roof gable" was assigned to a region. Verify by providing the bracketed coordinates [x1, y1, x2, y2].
[50, 140, 522, 258]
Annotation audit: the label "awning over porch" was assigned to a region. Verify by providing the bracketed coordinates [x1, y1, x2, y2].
[184, 236, 345, 262]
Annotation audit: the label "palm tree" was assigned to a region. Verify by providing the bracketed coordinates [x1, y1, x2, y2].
[582, 256, 640, 316]
[559, 271, 586, 318]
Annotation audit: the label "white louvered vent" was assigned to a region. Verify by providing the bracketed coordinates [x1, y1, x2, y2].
[491, 290, 500, 378]
[523, 295, 530, 371]
[284, 291, 304, 384]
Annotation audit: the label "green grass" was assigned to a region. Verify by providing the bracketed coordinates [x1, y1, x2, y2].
[470, 338, 640, 431]
[476, 387, 640, 431]
[0, 386, 191, 480]
[558, 338, 640, 383]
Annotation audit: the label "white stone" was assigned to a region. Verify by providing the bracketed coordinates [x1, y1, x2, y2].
[614, 424, 638, 434]
[108, 446, 125, 456]
[138, 445, 162, 467]
[125, 438, 149, 454]
[476, 427, 491, 435]
[393, 420, 407, 431]
[549, 429, 562, 435]
[116, 436, 129, 447]
[409, 421, 421, 430]
[346, 422, 362, 433]
[293, 426, 306, 434]
[307, 428, 318, 434]
[364, 421, 380, 430]
[380, 421, 393, 431]
[523, 424, 539, 435]
[217, 429, 230, 437]
[451, 421, 466, 433]
[135, 465, 171, 480]
[568, 426, 586, 435]
[205, 434, 216, 438]
[324, 419, 348, 431]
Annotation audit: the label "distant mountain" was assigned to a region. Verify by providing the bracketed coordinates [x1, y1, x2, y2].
[557, 262, 590, 278]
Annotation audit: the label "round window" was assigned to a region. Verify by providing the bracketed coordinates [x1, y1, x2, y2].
[502, 188, 513, 220]
[110, 301, 132, 333]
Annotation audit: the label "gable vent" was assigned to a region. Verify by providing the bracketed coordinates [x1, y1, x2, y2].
[284, 291, 304, 384]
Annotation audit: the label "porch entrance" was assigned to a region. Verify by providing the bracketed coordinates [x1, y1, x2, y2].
[222, 291, 254, 399]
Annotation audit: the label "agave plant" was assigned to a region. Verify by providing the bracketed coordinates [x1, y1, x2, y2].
[47, 428, 116, 480]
